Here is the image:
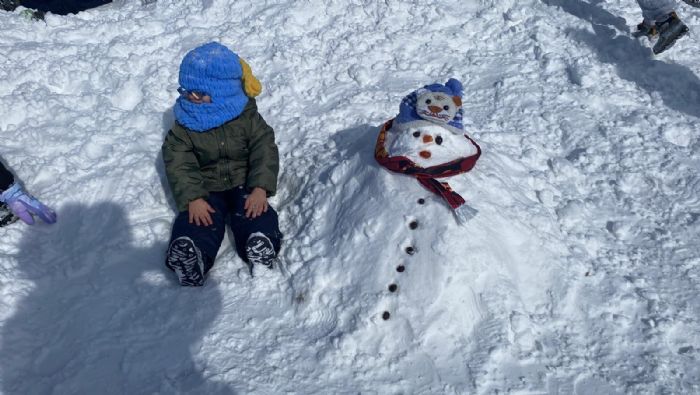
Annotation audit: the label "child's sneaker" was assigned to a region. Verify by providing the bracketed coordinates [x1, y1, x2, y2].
[653, 12, 689, 54]
[166, 237, 205, 286]
[246, 232, 276, 270]
[0, 202, 18, 227]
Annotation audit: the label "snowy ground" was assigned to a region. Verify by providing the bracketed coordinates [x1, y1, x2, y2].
[1, 0, 699, 393]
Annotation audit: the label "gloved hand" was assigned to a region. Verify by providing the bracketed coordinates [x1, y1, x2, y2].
[683, 0, 700, 8]
[20, 9, 45, 21]
[0, 183, 57, 225]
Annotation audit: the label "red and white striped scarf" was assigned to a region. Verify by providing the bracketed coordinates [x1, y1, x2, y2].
[374, 119, 481, 210]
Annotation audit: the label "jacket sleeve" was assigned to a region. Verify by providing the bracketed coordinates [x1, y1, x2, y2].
[0, 160, 14, 192]
[162, 126, 208, 212]
[246, 112, 279, 196]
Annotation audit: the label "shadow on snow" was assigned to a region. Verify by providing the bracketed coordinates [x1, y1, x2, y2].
[0, 202, 235, 394]
[542, 0, 700, 119]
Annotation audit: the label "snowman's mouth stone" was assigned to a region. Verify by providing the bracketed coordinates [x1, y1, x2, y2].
[419, 150, 432, 159]
[419, 110, 450, 121]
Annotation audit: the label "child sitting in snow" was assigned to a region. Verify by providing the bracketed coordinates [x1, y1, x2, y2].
[0, 159, 56, 226]
[162, 42, 282, 287]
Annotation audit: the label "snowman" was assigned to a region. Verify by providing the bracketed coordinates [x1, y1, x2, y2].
[375, 78, 481, 222]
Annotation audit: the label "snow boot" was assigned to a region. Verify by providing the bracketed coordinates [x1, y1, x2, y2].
[166, 237, 205, 286]
[0, 202, 18, 227]
[245, 232, 276, 270]
[653, 12, 689, 54]
[633, 21, 658, 39]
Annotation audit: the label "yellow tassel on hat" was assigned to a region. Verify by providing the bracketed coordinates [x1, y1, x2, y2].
[239, 57, 262, 98]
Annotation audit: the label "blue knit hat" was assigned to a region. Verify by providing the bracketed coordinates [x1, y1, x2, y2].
[395, 78, 465, 135]
[174, 42, 249, 132]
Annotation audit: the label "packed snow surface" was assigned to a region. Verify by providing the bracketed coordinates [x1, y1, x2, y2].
[1, 0, 699, 393]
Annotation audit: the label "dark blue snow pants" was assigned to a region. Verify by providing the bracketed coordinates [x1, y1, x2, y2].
[20, 0, 111, 15]
[167, 186, 282, 274]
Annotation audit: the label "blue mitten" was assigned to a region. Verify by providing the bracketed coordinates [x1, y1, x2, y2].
[0, 183, 57, 225]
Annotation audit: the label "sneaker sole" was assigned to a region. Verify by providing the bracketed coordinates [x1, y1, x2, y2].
[246, 235, 276, 270]
[166, 237, 205, 286]
[0, 214, 18, 227]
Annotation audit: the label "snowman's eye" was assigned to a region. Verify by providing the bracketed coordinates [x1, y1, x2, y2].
[425, 99, 432, 105]
[443, 105, 449, 111]
[412, 131, 421, 138]
[436, 136, 443, 145]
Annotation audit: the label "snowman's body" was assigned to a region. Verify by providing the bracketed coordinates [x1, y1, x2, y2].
[385, 123, 478, 168]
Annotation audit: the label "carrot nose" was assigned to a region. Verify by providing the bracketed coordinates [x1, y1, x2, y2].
[428, 105, 443, 114]
[422, 135, 433, 143]
[419, 150, 431, 159]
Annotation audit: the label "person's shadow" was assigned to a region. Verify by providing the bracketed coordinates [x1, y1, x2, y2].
[542, 0, 700, 118]
[0, 202, 235, 394]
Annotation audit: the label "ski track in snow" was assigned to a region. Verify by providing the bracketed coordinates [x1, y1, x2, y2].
[1, 0, 699, 393]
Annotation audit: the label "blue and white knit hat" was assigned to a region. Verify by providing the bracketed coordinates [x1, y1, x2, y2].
[174, 42, 249, 132]
[395, 78, 465, 135]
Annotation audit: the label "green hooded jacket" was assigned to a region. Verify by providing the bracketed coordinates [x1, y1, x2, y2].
[162, 99, 279, 212]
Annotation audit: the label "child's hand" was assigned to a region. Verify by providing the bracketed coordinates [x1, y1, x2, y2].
[245, 187, 268, 219]
[188, 198, 215, 226]
[0, 183, 57, 225]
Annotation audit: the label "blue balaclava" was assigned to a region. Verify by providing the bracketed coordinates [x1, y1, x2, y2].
[395, 78, 465, 135]
[174, 42, 249, 132]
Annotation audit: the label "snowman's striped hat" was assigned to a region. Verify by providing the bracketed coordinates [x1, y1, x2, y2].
[395, 78, 465, 135]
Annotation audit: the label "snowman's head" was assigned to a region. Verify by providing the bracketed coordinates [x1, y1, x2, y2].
[395, 78, 465, 135]
[415, 90, 461, 125]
